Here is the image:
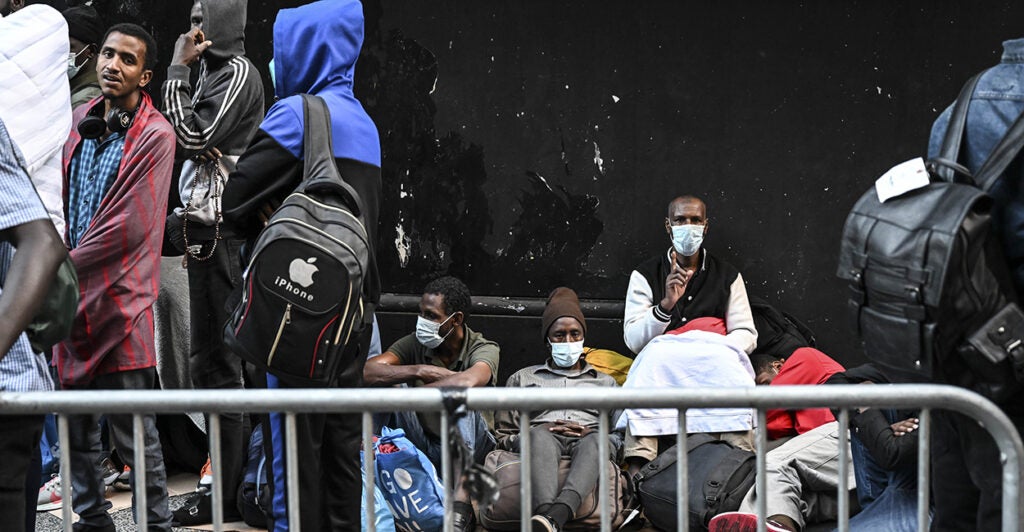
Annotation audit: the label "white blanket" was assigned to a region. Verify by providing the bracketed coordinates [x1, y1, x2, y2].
[0, 5, 72, 239]
[615, 330, 756, 435]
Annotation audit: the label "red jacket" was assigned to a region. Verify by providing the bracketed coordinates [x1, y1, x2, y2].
[54, 92, 175, 385]
[766, 347, 845, 440]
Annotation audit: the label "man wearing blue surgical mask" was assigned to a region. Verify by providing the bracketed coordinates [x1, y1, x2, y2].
[623, 195, 757, 356]
[365, 275, 500, 532]
[496, 287, 622, 532]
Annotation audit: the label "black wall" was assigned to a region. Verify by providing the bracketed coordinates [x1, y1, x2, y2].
[83, 0, 1024, 375]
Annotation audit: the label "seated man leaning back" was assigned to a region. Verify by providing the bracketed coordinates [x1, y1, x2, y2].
[495, 287, 622, 532]
[364, 275, 499, 467]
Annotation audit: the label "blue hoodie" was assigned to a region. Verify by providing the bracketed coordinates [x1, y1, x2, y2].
[262, 0, 380, 166]
[222, 0, 382, 243]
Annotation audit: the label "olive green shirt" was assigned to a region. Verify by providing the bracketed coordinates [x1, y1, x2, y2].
[386, 324, 500, 387]
[387, 325, 500, 435]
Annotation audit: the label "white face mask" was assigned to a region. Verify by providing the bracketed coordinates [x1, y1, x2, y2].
[415, 314, 455, 349]
[671, 223, 705, 257]
[549, 340, 584, 368]
[67, 48, 89, 79]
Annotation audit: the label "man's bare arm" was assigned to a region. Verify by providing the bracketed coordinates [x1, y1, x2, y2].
[0, 219, 65, 358]
[363, 351, 456, 386]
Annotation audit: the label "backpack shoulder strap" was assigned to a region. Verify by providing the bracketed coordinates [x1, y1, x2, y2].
[934, 73, 982, 182]
[298, 94, 365, 218]
[976, 105, 1024, 192]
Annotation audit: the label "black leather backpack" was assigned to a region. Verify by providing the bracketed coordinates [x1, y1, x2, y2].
[837, 74, 1024, 401]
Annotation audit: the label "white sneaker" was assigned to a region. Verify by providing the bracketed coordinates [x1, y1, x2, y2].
[37, 474, 63, 511]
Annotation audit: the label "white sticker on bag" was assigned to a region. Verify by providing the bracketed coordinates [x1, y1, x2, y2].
[875, 157, 931, 203]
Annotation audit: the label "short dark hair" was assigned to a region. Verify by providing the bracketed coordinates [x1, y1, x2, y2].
[749, 354, 783, 375]
[423, 276, 471, 318]
[667, 195, 707, 218]
[101, 23, 157, 71]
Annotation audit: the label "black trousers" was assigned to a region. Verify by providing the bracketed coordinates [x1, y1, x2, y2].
[0, 415, 44, 532]
[257, 326, 371, 531]
[188, 238, 247, 505]
[930, 409, 1024, 531]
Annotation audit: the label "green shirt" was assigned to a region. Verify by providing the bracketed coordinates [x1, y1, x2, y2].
[387, 324, 500, 387]
[386, 324, 500, 434]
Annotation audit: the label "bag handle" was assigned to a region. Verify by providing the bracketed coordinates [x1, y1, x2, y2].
[934, 73, 982, 183]
[299, 94, 366, 218]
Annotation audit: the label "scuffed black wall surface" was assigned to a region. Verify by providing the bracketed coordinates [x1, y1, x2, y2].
[84, 0, 1024, 368]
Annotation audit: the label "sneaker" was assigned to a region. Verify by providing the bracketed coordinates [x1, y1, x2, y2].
[100, 457, 120, 487]
[37, 474, 62, 511]
[708, 512, 790, 532]
[197, 455, 213, 490]
[530, 514, 560, 532]
[112, 465, 131, 491]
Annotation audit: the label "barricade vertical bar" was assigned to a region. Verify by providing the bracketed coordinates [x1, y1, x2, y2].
[837, 409, 849, 532]
[285, 412, 301, 532]
[677, 410, 688, 532]
[598, 410, 610, 532]
[210, 413, 224, 531]
[520, 410, 532, 532]
[58, 414, 73, 532]
[363, 412, 377, 532]
[756, 409, 767, 532]
[133, 413, 148, 531]
[442, 411, 452, 532]
[917, 408, 930, 532]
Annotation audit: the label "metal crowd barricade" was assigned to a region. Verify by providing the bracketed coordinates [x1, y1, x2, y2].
[3, 384, 1021, 532]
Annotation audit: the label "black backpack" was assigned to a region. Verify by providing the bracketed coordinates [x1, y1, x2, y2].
[749, 296, 816, 358]
[837, 74, 1024, 401]
[224, 94, 370, 386]
[237, 423, 270, 528]
[634, 434, 755, 531]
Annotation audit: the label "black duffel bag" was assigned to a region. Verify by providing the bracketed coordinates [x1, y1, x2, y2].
[634, 433, 755, 531]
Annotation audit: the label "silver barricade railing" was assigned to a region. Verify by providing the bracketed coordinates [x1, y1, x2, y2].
[4, 384, 1021, 532]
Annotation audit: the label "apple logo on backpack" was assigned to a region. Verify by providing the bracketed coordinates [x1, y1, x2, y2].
[288, 257, 319, 288]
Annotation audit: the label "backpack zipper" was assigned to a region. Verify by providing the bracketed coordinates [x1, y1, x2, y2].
[284, 193, 368, 238]
[333, 282, 354, 345]
[267, 304, 292, 366]
[270, 217, 365, 268]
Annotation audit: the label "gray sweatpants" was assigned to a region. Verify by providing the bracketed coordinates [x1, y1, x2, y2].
[739, 421, 856, 530]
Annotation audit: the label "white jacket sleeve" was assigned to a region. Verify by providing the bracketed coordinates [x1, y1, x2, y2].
[624, 270, 670, 355]
[724, 273, 758, 354]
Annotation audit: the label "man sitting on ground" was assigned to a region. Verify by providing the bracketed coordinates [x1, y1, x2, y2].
[495, 287, 622, 532]
[364, 275, 499, 531]
[709, 348, 850, 532]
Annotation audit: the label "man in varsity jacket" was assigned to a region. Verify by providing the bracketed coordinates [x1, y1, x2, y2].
[221, 1, 381, 529]
[160, 0, 263, 524]
[623, 195, 757, 355]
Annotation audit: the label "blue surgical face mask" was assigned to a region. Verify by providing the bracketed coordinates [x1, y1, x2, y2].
[416, 314, 455, 349]
[671, 224, 705, 257]
[268, 58, 277, 91]
[67, 47, 89, 79]
[549, 340, 584, 368]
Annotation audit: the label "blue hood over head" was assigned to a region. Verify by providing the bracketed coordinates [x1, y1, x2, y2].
[262, 0, 380, 167]
[272, 0, 363, 98]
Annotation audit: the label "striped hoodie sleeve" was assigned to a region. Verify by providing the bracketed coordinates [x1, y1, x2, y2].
[161, 57, 257, 158]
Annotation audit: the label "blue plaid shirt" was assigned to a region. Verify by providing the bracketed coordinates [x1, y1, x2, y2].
[0, 119, 55, 392]
[67, 133, 125, 249]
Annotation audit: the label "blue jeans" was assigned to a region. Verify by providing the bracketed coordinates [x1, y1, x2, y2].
[843, 409, 920, 532]
[375, 409, 496, 470]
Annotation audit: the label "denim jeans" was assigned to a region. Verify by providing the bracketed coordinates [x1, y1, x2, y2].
[65, 368, 171, 531]
[843, 409, 920, 531]
[376, 409, 496, 470]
